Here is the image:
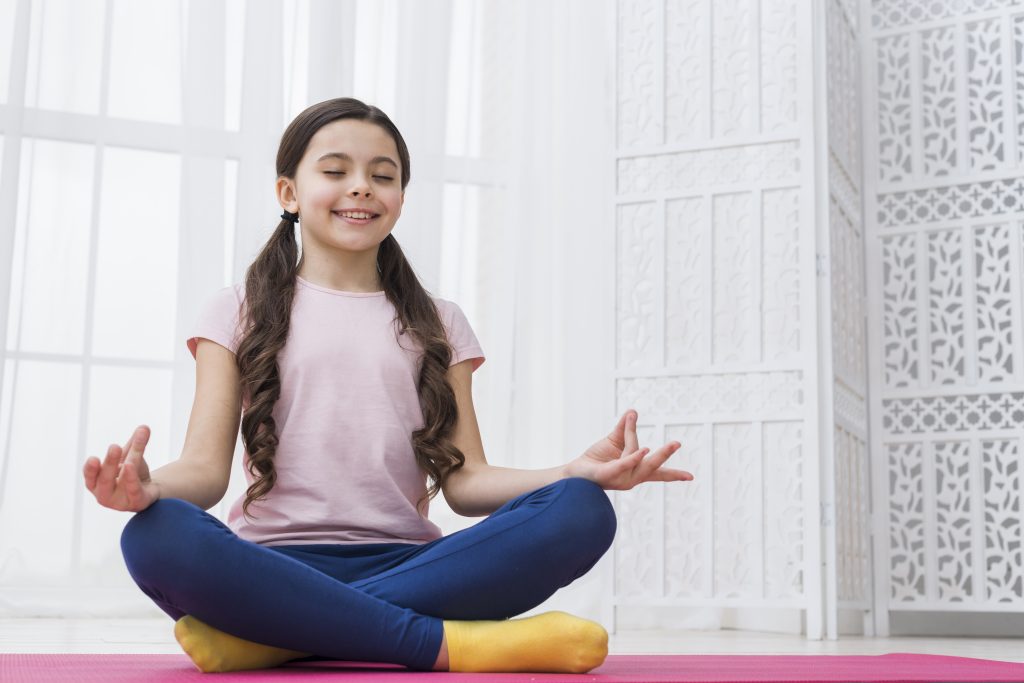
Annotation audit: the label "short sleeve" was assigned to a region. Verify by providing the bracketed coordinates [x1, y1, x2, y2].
[186, 284, 245, 359]
[440, 300, 485, 372]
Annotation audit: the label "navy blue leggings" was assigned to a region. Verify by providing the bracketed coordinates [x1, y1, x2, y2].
[119, 477, 616, 671]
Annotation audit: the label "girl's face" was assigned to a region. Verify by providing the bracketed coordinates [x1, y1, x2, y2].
[279, 118, 405, 255]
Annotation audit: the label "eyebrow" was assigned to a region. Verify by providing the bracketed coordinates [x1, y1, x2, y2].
[317, 152, 399, 169]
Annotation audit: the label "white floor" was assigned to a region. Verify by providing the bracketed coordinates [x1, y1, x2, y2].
[0, 618, 1022, 664]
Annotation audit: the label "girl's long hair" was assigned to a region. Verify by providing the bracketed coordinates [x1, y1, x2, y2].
[235, 97, 464, 520]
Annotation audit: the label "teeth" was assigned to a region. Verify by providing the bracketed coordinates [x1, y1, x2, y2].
[336, 211, 374, 219]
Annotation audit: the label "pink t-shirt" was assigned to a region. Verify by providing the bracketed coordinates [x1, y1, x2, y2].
[186, 274, 485, 547]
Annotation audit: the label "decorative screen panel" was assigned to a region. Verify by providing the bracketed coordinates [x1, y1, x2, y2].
[614, 0, 1024, 636]
[614, 0, 813, 628]
[865, 0, 1024, 622]
[828, 0, 871, 614]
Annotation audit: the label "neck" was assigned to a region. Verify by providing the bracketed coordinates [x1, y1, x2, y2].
[296, 253, 382, 293]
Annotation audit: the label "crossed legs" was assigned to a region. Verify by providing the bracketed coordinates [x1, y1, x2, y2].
[120, 477, 616, 671]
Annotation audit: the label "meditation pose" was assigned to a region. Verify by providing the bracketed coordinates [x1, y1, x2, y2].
[82, 96, 692, 674]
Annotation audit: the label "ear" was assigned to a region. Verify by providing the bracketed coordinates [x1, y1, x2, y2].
[276, 176, 298, 213]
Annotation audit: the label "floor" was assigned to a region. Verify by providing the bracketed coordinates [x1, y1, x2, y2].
[0, 618, 1022, 663]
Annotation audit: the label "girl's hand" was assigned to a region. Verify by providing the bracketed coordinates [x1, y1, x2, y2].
[83, 425, 160, 512]
[563, 410, 693, 491]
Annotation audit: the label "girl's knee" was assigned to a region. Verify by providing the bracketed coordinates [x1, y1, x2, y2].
[120, 498, 203, 578]
[553, 477, 617, 550]
[122, 498, 195, 541]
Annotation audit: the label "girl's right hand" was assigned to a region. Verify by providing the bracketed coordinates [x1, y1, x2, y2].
[83, 425, 160, 512]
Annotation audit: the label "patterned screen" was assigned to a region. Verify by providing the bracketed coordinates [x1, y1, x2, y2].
[613, 0, 1024, 637]
[866, 0, 1024, 615]
[613, 0, 811, 627]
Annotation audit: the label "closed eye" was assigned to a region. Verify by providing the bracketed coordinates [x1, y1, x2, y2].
[324, 172, 393, 181]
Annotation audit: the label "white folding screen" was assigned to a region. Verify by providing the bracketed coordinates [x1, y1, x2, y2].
[827, 0, 873, 639]
[611, 0, 1024, 639]
[863, 0, 1024, 634]
[611, 0, 828, 637]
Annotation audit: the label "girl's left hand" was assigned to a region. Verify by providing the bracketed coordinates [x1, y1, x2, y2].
[563, 409, 694, 491]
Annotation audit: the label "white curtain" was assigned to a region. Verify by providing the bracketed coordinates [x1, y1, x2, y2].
[0, 0, 615, 621]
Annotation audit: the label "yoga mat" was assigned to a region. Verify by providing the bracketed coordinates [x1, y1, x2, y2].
[2, 652, 1024, 682]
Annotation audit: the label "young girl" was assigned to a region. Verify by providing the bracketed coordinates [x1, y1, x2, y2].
[82, 97, 692, 674]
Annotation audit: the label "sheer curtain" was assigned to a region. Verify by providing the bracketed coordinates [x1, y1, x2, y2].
[0, 0, 616, 621]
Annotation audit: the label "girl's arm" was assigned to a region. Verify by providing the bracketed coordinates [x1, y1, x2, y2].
[150, 457, 229, 510]
[441, 360, 566, 515]
[442, 461, 569, 517]
[440, 362, 692, 517]
[84, 341, 240, 514]
[440, 359, 544, 516]
[83, 425, 228, 512]
[162, 338, 240, 509]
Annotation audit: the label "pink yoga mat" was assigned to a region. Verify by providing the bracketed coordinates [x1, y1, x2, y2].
[2, 653, 1024, 682]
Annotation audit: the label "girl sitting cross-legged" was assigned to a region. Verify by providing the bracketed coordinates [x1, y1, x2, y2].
[82, 96, 692, 674]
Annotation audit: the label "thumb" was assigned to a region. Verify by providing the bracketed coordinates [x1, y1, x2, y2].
[609, 410, 628, 438]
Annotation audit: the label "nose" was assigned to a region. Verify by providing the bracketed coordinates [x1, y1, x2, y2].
[348, 172, 371, 197]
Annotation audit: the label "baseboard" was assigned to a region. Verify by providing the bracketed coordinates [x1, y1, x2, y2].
[889, 610, 1024, 637]
[615, 606, 804, 634]
[0, 588, 165, 618]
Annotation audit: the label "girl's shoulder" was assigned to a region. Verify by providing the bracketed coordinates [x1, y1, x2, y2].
[427, 296, 478, 337]
[427, 295, 469, 322]
[427, 292, 468, 309]
[220, 282, 247, 312]
[199, 281, 245, 312]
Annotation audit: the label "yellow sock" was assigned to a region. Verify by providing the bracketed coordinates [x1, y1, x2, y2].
[442, 610, 608, 673]
[174, 614, 311, 673]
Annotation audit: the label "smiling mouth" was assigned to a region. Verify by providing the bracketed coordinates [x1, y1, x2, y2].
[333, 211, 380, 223]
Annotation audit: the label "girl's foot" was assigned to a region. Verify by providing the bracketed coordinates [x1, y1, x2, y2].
[442, 610, 608, 673]
[174, 614, 310, 673]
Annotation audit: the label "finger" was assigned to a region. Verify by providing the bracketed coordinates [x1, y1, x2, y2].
[121, 461, 142, 506]
[125, 426, 151, 466]
[648, 468, 694, 482]
[615, 447, 648, 473]
[83, 457, 99, 492]
[125, 428, 149, 458]
[95, 444, 122, 500]
[623, 410, 639, 454]
[608, 410, 630, 448]
[135, 425, 151, 452]
[121, 430, 135, 465]
[636, 442, 681, 479]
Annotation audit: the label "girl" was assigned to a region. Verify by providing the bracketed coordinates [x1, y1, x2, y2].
[82, 97, 692, 674]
